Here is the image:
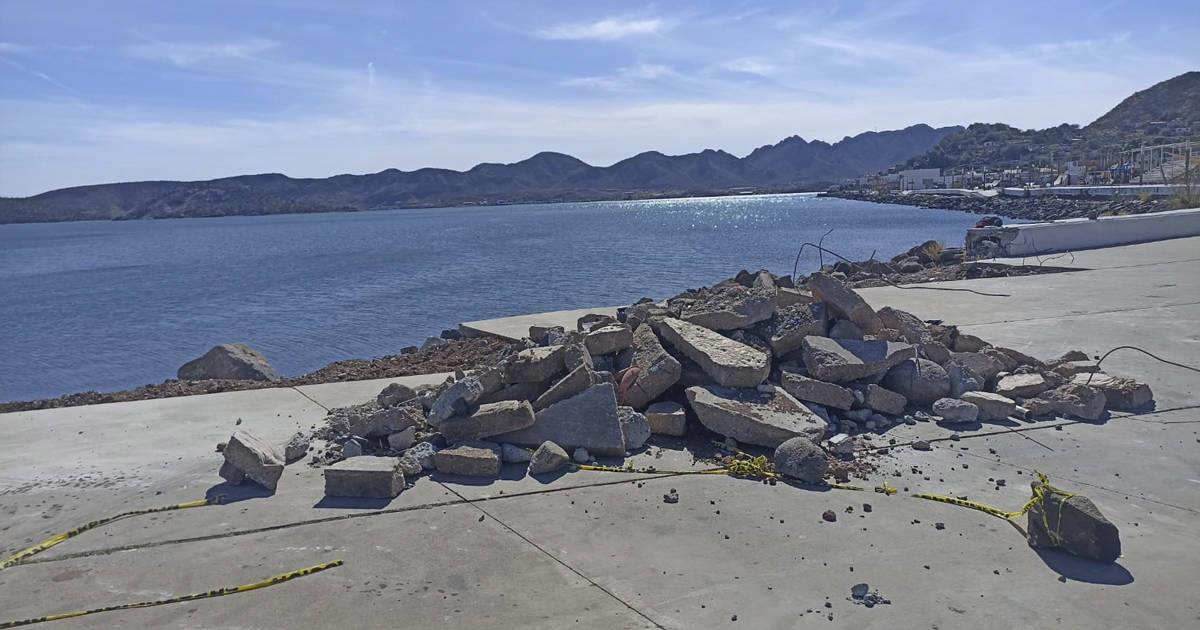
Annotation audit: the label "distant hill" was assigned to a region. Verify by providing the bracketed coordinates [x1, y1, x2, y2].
[0, 124, 961, 223]
[905, 71, 1199, 171]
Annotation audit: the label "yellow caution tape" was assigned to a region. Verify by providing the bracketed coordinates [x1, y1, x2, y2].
[911, 472, 1074, 530]
[0, 559, 343, 628]
[1, 497, 219, 571]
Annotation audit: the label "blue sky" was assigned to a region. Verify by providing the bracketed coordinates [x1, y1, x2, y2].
[1, 0, 1197, 196]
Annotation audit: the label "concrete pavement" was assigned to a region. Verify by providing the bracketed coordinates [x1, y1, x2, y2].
[2, 238, 1198, 628]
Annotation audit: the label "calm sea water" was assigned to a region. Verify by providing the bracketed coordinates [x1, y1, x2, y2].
[0, 194, 981, 402]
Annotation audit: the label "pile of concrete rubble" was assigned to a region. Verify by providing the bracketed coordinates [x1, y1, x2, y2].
[216, 268, 1149, 558]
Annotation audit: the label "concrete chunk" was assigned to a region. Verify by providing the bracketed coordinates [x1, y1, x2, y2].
[1027, 483, 1120, 563]
[960, 391, 1017, 421]
[528, 441, 570, 475]
[492, 383, 626, 456]
[686, 385, 826, 448]
[621, 324, 682, 409]
[645, 401, 687, 436]
[933, 397, 978, 423]
[780, 372, 854, 410]
[323, 457, 405, 499]
[1072, 373, 1153, 411]
[657, 317, 770, 388]
[533, 364, 595, 411]
[760, 302, 827, 357]
[854, 384, 907, 416]
[995, 373, 1053, 398]
[618, 406, 651, 450]
[584, 324, 634, 355]
[801, 336, 913, 384]
[806, 273, 883, 334]
[675, 285, 777, 331]
[428, 376, 485, 425]
[376, 382, 416, 408]
[434, 442, 502, 477]
[220, 430, 285, 491]
[504, 345, 566, 383]
[439, 400, 536, 442]
[882, 358, 950, 405]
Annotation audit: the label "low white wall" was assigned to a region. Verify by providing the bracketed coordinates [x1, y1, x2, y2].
[1002, 184, 1189, 198]
[967, 207, 1200, 256]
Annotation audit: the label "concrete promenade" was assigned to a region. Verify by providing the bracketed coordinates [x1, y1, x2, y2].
[1, 237, 1197, 628]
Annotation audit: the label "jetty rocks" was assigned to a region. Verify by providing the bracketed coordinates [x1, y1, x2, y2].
[212, 264, 1152, 561]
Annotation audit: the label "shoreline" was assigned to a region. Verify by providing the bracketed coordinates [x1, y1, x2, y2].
[820, 190, 1181, 222]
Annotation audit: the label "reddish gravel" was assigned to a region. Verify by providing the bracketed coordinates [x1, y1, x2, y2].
[0, 336, 517, 414]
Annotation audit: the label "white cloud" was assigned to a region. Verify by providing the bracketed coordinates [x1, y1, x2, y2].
[562, 62, 678, 90]
[537, 17, 664, 41]
[0, 42, 34, 54]
[125, 38, 278, 67]
[719, 57, 777, 77]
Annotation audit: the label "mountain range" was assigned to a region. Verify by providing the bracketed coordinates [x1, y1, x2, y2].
[0, 124, 960, 223]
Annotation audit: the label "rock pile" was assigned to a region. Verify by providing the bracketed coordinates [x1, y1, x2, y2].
[213, 266, 1151, 561]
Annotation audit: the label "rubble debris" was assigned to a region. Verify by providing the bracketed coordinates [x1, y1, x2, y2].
[434, 441, 502, 477]
[882, 358, 950, 405]
[439, 400, 536, 442]
[854, 384, 907, 416]
[1072, 373, 1153, 411]
[619, 324, 683, 408]
[618, 406, 652, 451]
[801, 336, 913, 384]
[533, 364, 595, 411]
[504, 345, 566, 384]
[428, 376, 486, 424]
[500, 443, 532, 464]
[376, 382, 416, 408]
[828, 433, 854, 455]
[573, 447, 592, 463]
[759, 302, 827, 356]
[912, 440, 932, 451]
[178, 343, 279, 382]
[1026, 481, 1121, 563]
[686, 385, 826, 448]
[324, 457, 405, 499]
[528, 441, 570, 475]
[933, 398, 979, 423]
[849, 583, 891, 607]
[807, 272, 883, 334]
[960, 391, 1016, 421]
[495, 383, 626, 456]
[656, 317, 770, 387]
[994, 373, 1053, 399]
[644, 401, 687, 436]
[773, 437, 827, 483]
[219, 430, 285, 491]
[387, 427, 416, 451]
[284, 432, 311, 463]
[948, 352, 1004, 383]
[584, 323, 634, 355]
[829, 319, 864, 340]
[663, 488, 680, 504]
[1025, 384, 1107, 421]
[822, 510, 837, 522]
[672, 284, 777, 330]
[780, 372, 854, 411]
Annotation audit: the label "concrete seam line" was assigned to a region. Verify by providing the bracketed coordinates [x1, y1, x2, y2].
[288, 386, 332, 413]
[14, 474, 679, 567]
[436, 481, 668, 630]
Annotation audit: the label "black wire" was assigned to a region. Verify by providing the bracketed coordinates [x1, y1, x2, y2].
[791, 242, 1011, 297]
[1086, 345, 1200, 385]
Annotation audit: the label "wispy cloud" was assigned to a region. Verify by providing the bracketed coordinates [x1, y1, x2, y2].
[537, 17, 665, 41]
[125, 38, 278, 67]
[0, 42, 35, 54]
[0, 57, 71, 90]
[562, 62, 678, 90]
[719, 57, 777, 77]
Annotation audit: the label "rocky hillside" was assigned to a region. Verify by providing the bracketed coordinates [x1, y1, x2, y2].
[906, 71, 1199, 171]
[0, 124, 960, 223]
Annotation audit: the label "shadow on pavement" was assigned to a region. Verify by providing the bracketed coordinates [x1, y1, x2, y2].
[205, 481, 273, 504]
[1035, 548, 1135, 585]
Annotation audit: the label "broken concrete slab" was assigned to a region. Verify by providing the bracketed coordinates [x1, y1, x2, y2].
[283, 431, 310, 463]
[387, 427, 416, 451]
[657, 317, 770, 388]
[1072, 373, 1154, 411]
[1026, 384, 1107, 421]
[618, 406, 651, 450]
[932, 397, 979, 423]
[619, 324, 682, 409]
[434, 441, 502, 477]
[346, 403, 423, 438]
[759, 302, 827, 357]
[776, 287, 814, 307]
[428, 376, 486, 425]
[583, 324, 634, 355]
[829, 319, 864, 340]
[439, 400, 536, 443]
[773, 436, 827, 483]
[323, 457, 405, 499]
[478, 379, 551, 405]
[779, 372, 854, 411]
[877, 306, 933, 345]
[504, 345, 566, 384]
[644, 401, 687, 436]
[806, 272, 883, 334]
[995, 373, 1054, 399]
[946, 352, 1004, 383]
[376, 382, 416, 408]
[854, 384, 907, 416]
[801, 336, 913, 384]
[219, 430, 285, 491]
[674, 285, 777, 331]
[492, 383, 626, 456]
[882, 358, 950, 405]
[686, 385, 826, 448]
[528, 441, 570, 475]
[960, 391, 1017, 421]
[533, 364, 595, 411]
[177, 343, 279, 381]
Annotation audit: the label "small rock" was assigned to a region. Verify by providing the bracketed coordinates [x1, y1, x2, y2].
[283, 432, 310, 463]
[528, 441, 570, 475]
[573, 447, 592, 463]
[822, 510, 837, 522]
[773, 437, 827, 483]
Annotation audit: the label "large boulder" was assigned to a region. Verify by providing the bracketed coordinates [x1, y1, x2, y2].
[805, 273, 883, 334]
[620, 324, 682, 408]
[686, 385, 826, 448]
[801, 336, 913, 384]
[882, 358, 950, 405]
[219, 430, 285, 491]
[492, 383, 626, 456]
[1027, 482, 1121, 563]
[779, 372, 854, 411]
[674, 285, 777, 331]
[439, 400, 536, 442]
[656, 318, 770, 388]
[759, 302, 827, 357]
[773, 437, 827, 483]
[178, 343, 278, 381]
